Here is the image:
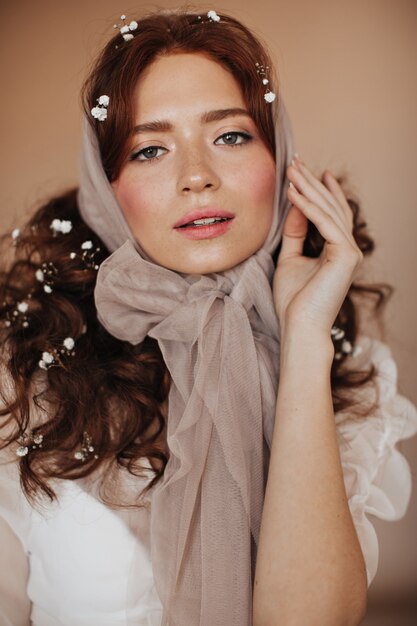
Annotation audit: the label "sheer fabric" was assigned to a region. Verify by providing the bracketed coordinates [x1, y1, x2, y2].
[79, 97, 294, 625]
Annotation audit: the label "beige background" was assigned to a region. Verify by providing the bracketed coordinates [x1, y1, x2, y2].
[1, 0, 416, 620]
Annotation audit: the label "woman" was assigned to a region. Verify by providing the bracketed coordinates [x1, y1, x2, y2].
[1, 9, 416, 626]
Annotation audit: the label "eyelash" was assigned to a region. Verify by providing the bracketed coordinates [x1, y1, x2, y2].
[129, 131, 253, 164]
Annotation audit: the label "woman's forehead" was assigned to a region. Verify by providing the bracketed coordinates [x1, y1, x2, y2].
[132, 53, 246, 120]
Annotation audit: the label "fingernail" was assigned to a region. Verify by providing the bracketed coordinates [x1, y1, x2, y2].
[293, 153, 304, 165]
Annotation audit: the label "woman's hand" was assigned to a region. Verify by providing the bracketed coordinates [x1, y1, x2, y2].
[272, 155, 363, 338]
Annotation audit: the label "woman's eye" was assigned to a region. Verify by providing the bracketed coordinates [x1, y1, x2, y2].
[214, 131, 252, 146]
[130, 146, 167, 162]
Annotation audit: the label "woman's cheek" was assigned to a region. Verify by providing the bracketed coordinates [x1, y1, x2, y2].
[251, 159, 276, 203]
[244, 158, 276, 229]
[112, 177, 148, 230]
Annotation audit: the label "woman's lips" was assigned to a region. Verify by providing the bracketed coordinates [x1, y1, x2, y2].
[174, 217, 234, 240]
[173, 208, 235, 229]
[173, 207, 235, 240]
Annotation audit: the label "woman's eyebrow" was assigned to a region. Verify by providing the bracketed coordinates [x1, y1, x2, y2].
[133, 108, 252, 134]
[201, 107, 252, 123]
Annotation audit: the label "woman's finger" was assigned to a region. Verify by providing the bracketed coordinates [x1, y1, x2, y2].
[287, 184, 357, 253]
[287, 164, 349, 236]
[279, 204, 308, 260]
[293, 156, 354, 230]
[322, 170, 354, 229]
[292, 157, 342, 215]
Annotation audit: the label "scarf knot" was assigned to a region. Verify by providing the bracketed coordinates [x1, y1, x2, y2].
[95, 241, 279, 347]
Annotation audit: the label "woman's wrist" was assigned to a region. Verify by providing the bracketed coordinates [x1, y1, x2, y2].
[279, 325, 335, 370]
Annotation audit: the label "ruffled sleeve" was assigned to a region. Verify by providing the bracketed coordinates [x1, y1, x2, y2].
[335, 335, 417, 587]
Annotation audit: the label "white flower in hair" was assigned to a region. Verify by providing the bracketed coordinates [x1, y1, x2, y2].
[60, 220, 72, 233]
[42, 351, 55, 364]
[63, 337, 75, 350]
[91, 95, 109, 122]
[98, 95, 109, 106]
[50, 218, 73, 234]
[342, 340, 352, 354]
[207, 10, 221, 22]
[264, 91, 276, 103]
[35, 269, 44, 282]
[114, 15, 138, 42]
[81, 240, 93, 250]
[44, 285, 53, 294]
[11, 228, 20, 240]
[91, 105, 108, 121]
[17, 302, 29, 313]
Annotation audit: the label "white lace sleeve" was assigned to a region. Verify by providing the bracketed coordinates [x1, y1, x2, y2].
[335, 336, 417, 587]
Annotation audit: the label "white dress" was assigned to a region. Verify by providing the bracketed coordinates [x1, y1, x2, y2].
[1, 335, 416, 626]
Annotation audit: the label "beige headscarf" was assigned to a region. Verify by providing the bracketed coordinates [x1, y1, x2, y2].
[78, 96, 295, 625]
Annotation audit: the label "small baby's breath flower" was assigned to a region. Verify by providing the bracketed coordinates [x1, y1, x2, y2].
[342, 340, 352, 354]
[44, 285, 53, 294]
[207, 10, 221, 21]
[262, 78, 269, 85]
[98, 95, 110, 106]
[120, 25, 130, 34]
[70, 252, 77, 260]
[11, 228, 20, 240]
[122, 33, 134, 41]
[16, 446, 29, 457]
[81, 240, 93, 250]
[63, 337, 75, 351]
[50, 218, 72, 234]
[60, 220, 72, 233]
[91, 106, 108, 121]
[129, 20, 138, 30]
[17, 302, 29, 313]
[120, 14, 126, 19]
[264, 92, 276, 103]
[35, 269, 44, 282]
[42, 351, 54, 364]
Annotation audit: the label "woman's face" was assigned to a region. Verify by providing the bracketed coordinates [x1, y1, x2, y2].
[112, 52, 276, 274]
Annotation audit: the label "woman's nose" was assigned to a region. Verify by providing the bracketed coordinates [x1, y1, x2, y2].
[177, 150, 221, 195]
